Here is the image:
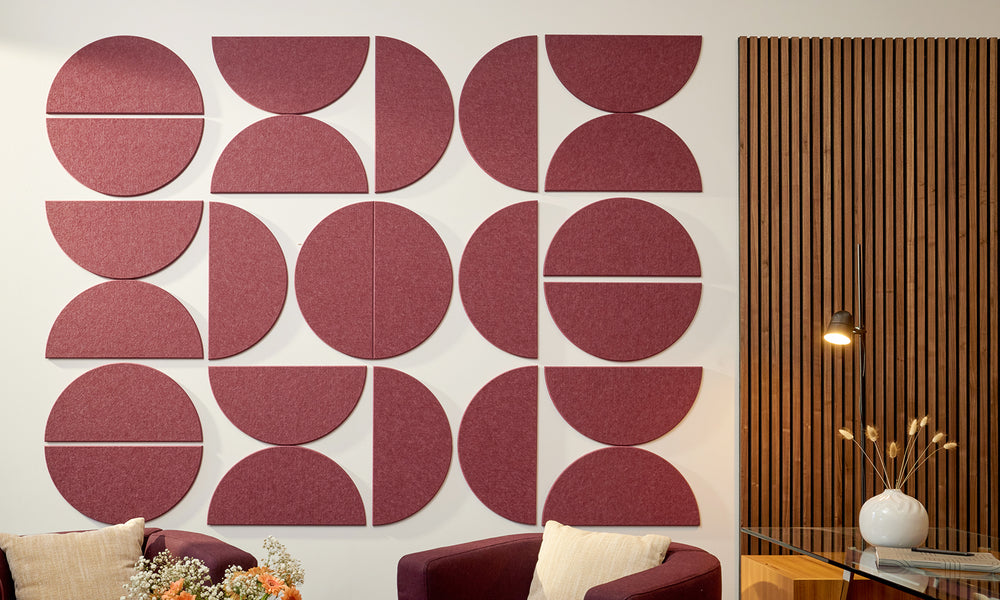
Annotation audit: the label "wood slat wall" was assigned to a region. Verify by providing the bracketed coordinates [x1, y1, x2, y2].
[738, 37, 999, 554]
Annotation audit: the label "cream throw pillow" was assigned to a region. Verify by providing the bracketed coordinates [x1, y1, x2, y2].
[526, 521, 671, 600]
[0, 517, 145, 600]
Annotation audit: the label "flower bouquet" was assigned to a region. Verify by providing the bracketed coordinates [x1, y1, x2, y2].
[837, 415, 958, 491]
[122, 536, 304, 600]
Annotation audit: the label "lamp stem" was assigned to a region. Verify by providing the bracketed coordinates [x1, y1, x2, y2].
[854, 242, 867, 499]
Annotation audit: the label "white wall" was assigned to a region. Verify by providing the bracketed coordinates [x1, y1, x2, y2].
[1, 1, 997, 599]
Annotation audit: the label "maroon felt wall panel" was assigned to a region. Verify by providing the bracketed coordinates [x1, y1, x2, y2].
[211, 115, 367, 193]
[295, 202, 374, 358]
[544, 367, 701, 445]
[372, 202, 452, 358]
[46, 363, 202, 442]
[544, 35, 700, 113]
[209, 202, 287, 359]
[375, 36, 454, 192]
[47, 201, 202, 279]
[47, 35, 203, 114]
[542, 447, 700, 526]
[46, 280, 203, 358]
[209, 366, 365, 445]
[458, 367, 537, 524]
[459, 36, 538, 191]
[459, 201, 538, 358]
[544, 282, 700, 361]
[46, 446, 202, 524]
[47, 118, 203, 197]
[373, 367, 452, 525]
[212, 36, 369, 114]
[209, 447, 366, 525]
[544, 114, 701, 192]
[544, 197, 700, 277]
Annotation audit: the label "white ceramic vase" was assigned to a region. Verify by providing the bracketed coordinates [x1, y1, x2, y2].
[858, 488, 929, 547]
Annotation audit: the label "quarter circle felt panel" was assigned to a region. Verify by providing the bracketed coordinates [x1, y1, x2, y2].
[46, 280, 203, 359]
[212, 36, 369, 115]
[542, 447, 699, 525]
[544, 366, 701, 445]
[459, 201, 538, 358]
[543, 197, 700, 277]
[373, 367, 452, 525]
[457, 366, 537, 524]
[209, 202, 287, 359]
[543, 281, 700, 361]
[375, 36, 454, 192]
[544, 35, 701, 113]
[47, 35, 203, 114]
[46, 363, 202, 443]
[208, 447, 366, 525]
[46, 446, 202, 524]
[544, 114, 701, 192]
[47, 118, 203, 197]
[208, 366, 366, 445]
[46, 201, 202, 279]
[295, 202, 374, 358]
[210, 115, 368, 193]
[459, 36, 538, 191]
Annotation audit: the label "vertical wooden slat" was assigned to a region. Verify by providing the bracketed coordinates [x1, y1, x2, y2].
[739, 36, 999, 546]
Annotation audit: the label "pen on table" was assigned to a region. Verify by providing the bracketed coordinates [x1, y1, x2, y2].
[911, 547, 975, 557]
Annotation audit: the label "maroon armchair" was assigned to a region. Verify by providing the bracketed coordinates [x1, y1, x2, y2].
[397, 533, 721, 600]
[0, 527, 256, 600]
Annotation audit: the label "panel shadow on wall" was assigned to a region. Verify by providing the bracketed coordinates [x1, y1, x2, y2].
[738, 36, 998, 554]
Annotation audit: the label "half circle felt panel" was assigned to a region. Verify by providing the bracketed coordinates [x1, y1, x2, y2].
[208, 447, 366, 525]
[47, 35, 203, 114]
[46, 280, 203, 359]
[46, 363, 202, 442]
[544, 367, 701, 445]
[544, 282, 700, 361]
[46, 446, 201, 524]
[373, 367, 452, 525]
[459, 36, 538, 191]
[544, 197, 700, 277]
[209, 202, 287, 359]
[459, 201, 537, 358]
[211, 115, 367, 193]
[209, 366, 365, 445]
[545, 35, 700, 113]
[542, 447, 699, 525]
[375, 36, 454, 192]
[544, 114, 701, 192]
[47, 118, 203, 197]
[458, 367, 537, 524]
[212, 36, 369, 114]
[46, 201, 202, 279]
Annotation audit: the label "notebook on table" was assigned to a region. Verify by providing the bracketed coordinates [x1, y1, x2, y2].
[875, 546, 1000, 573]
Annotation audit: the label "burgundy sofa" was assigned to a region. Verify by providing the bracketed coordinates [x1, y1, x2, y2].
[397, 533, 721, 600]
[0, 527, 257, 600]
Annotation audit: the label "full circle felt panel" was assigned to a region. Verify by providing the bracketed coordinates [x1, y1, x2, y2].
[209, 366, 366, 445]
[212, 36, 369, 115]
[458, 367, 538, 524]
[459, 36, 538, 191]
[545, 35, 701, 113]
[208, 202, 287, 359]
[542, 447, 700, 526]
[459, 201, 538, 358]
[46, 201, 202, 280]
[375, 36, 454, 192]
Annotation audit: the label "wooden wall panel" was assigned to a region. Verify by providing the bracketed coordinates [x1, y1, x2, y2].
[739, 37, 999, 555]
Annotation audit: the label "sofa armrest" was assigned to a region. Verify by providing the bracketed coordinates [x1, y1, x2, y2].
[584, 543, 721, 600]
[398, 533, 542, 600]
[144, 530, 257, 584]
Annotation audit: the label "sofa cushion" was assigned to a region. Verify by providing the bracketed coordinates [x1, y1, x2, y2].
[0, 517, 144, 600]
[526, 520, 671, 600]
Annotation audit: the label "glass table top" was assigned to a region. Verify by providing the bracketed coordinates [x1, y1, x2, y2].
[741, 526, 1000, 600]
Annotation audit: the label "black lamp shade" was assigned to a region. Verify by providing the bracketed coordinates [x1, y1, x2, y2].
[823, 310, 855, 345]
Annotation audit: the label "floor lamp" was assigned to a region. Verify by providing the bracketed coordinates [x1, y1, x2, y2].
[823, 243, 867, 498]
